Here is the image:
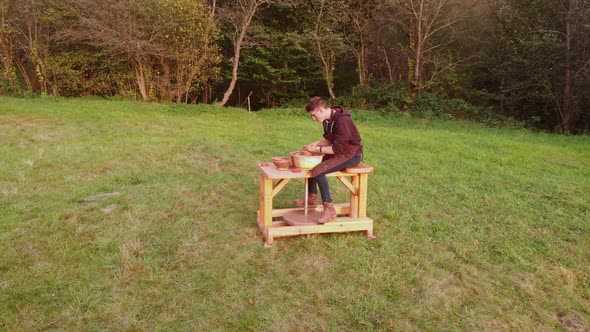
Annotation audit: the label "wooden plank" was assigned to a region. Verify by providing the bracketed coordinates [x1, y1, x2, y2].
[350, 175, 360, 218]
[358, 173, 369, 217]
[259, 162, 374, 179]
[343, 162, 374, 174]
[268, 217, 373, 238]
[262, 175, 274, 245]
[270, 204, 350, 218]
[258, 163, 357, 179]
[258, 173, 266, 239]
[258, 163, 310, 179]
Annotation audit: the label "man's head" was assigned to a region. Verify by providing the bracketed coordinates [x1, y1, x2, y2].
[305, 96, 331, 122]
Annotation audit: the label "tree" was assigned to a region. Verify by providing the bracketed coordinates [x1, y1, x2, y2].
[0, 0, 18, 93]
[62, 0, 219, 102]
[63, 0, 155, 101]
[154, 0, 219, 103]
[217, 0, 274, 106]
[236, 4, 323, 108]
[6, 0, 57, 94]
[342, 0, 381, 87]
[490, 0, 590, 132]
[393, 0, 470, 93]
[558, 0, 590, 132]
[299, 0, 348, 99]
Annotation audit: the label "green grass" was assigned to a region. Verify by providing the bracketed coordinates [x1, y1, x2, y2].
[1, 96, 589, 331]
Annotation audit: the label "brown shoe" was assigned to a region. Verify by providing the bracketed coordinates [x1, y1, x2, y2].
[294, 193, 318, 207]
[317, 202, 336, 224]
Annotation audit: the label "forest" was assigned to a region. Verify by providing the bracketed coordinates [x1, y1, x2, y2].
[0, 0, 589, 133]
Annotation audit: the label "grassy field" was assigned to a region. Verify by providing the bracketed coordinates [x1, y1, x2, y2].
[1, 96, 589, 331]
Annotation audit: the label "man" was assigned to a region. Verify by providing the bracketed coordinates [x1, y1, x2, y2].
[295, 96, 363, 223]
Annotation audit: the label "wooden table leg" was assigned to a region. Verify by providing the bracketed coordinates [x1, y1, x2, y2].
[258, 173, 265, 233]
[358, 173, 369, 218]
[260, 173, 274, 247]
[358, 173, 375, 238]
[349, 174, 360, 218]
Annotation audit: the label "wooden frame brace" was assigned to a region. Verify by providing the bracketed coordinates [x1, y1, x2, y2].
[272, 178, 291, 198]
[336, 176, 357, 195]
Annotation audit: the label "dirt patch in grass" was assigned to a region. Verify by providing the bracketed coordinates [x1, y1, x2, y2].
[81, 192, 122, 206]
[558, 311, 588, 332]
[0, 115, 71, 144]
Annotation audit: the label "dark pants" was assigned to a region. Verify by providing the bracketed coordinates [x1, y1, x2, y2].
[308, 155, 361, 203]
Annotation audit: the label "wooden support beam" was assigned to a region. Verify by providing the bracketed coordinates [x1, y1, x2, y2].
[267, 217, 373, 238]
[269, 203, 350, 218]
[272, 178, 291, 198]
[336, 176, 357, 195]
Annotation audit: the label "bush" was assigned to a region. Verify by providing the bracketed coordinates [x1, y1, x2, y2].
[444, 98, 481, 119]
[410, 93, 446, 118]
[408, 94, 488, 121]
[331, 82, 412, 113]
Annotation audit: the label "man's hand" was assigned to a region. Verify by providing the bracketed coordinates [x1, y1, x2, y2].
[303, 144, 320, 153]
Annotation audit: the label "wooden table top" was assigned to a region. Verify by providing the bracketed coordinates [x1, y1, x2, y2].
[258, 162, 373, 180]
[258, 163, 312, 179]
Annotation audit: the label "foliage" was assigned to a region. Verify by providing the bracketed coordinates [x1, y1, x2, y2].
[0, 1, 19, 95]
[226, 4, 324, 109]
[150, 0, 220, 102]
[298, 0, 351, 98]
[491, 9, 562, 128]
[1, 0, 220, 102]
[44, 48, 134, 97]
[0, 0, 589, 132]
[332, 82, 413, 112]
[409, 93, 446, 117]
[484, 0, 590, 133]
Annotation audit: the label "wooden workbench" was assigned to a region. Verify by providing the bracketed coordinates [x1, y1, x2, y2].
[257, 161, 375, 247]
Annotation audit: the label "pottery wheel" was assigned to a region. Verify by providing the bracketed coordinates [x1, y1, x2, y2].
[283, 210, 323, 225]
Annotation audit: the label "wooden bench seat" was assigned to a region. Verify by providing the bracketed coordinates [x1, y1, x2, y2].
[343, 162, 374, 174]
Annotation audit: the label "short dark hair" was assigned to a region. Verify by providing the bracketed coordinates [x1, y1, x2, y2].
[305, 96, 329, 113]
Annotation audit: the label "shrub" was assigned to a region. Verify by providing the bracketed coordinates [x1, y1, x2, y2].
[444, 98, 481, 119]
[331, 82, 412, 113]
[410, 93, 445, 118]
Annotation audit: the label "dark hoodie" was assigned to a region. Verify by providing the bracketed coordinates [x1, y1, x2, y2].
[312, 106, 363, 177]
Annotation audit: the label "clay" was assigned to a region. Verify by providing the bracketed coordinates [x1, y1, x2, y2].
[272, 156, 291, 170]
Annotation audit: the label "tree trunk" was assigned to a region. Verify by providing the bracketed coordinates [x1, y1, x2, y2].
[353, 18, 369, 87]
[159, 58, 171, 102]
[317, 44, 336, 99]
[560, 0, 576, 133]
[27, 23, 49, 94]
[0, 21, 18, 92]
[326, 59, 336, 99]
[14, 55, 32, 91]
[180, 53, 207, 104]
[202, 82, 210, 103]
[219, 40, 242, 106]
[380, 46, 394, 83]
[131, 57, 149, 102]
[218, 1, 259, 106]
[358, 34, 368, 87]
[412, 0, 424, 93]
[313, 1, 336, 99]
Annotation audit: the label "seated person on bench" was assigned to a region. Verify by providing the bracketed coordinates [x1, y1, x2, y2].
[295, 96, 363, 223]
